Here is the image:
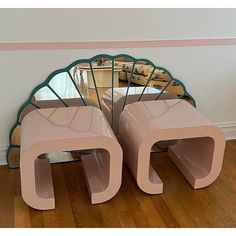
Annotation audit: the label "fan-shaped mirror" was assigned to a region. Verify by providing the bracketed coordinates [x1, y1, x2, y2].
[7, 54, 195, 168]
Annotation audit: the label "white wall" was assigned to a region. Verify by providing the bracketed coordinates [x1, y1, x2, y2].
[0, 9, 236, 163]
[0, 8, 236, 42]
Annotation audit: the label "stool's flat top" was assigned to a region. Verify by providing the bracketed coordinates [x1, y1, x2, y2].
[122, 99, 212, 132]
[21, 106, 115, 150]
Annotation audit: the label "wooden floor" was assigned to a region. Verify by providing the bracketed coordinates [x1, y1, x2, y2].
[0, 140, 236, 228]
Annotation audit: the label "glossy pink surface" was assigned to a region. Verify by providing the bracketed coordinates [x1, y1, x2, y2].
[20, 106, 123, 210]
[118, 99, 226, 194]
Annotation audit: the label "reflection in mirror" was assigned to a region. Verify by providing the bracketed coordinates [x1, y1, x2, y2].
[183, 94, 195, 106]
[32, 72, 89, 109]
[71, 62, 100, 108]
[100, 57, 135, 129]
[7, 147, 20, 168]
[69, 63, 89, 97]
[32, 86, 70, 108]
[48, 72, 81, 99]
[19, 104, 37, 122]
[47, 72, 85, 106]
[86, 57, 114, 109]
[151, 140, 178, 152]
[32, 86, 58, 107]
[149, 69, 170, 87]
[165, 80, 185, 96]
[122, 60, 166, 109]
[11, 125, 20, 146]
[90, 58, 115, 88]
[128, 60, 155, 87]
[43, 151, 81, 164]
[7, 147, 81, 169]
[69, 63, 88, 97]
[149, 69, 185, 97]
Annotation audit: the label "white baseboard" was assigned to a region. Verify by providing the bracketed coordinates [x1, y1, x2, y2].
[0, 145, 8, 166]
[215, 121, 236, 140]
[0, 121, 235, 166]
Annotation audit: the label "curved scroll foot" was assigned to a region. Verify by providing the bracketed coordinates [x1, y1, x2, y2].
[124, 147, 163, 194]
[168, 133, 226, 189]
[81, 143, 123, 204]
[20, 153, 55, 210]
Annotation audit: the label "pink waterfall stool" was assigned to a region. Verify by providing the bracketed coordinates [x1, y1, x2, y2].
[20, 106, 123, 210]
[118, 99, 226, 194]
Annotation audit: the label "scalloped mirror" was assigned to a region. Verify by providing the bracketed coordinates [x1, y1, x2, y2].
[7, 54, 195, 168]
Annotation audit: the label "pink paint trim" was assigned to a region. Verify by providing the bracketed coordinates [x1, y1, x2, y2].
[1, 38, 236, 50]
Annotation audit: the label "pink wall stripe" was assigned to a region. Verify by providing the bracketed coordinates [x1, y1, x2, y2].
[0, 38, 236, 50]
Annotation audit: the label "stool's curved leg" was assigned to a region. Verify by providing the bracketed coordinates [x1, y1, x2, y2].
[81, 140, 123, 204]
[20, 148, 55, 210]
[118, 116, 163, 194]
[125, 141, 163, 194]
[168, 129, 226, 189]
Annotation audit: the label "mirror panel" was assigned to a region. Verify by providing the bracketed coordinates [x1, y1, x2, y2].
[19, 104, 37, 122]
[31, 86, 65, 109]
[87, 57, 114, 107]
[7, 147, 20, 168]
[183, 94, 195, 106]
[165, 80, 185, 97]
[48, 72, 82, 100]
[99, 57, 135, 128]
[70, 63, 89, 97]
[10, 125, 20, 146]
[149, 69, 185, 97]
[70, 62, 98, 107]
[32, 86, 58, 104]
[125, 60, 157, 101]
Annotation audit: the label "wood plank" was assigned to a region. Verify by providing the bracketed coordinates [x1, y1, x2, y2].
[0, 140, 236, 227]
[122, 164, 166, 227]
[0, 166, 14, 227]
[117, 211, 136, 227]
[14, 196, 31, 227]
[62, 162, 106, 227]
[49, 164, 76, 227]
[42, 209, 58, 228]
[30, 209, 45, 228]
[98, 203, 122, 227]
[119, 167, 151, 227]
